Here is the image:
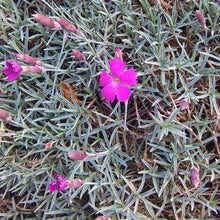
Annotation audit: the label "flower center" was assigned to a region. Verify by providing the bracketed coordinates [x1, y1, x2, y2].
[114, 78, 120, 83]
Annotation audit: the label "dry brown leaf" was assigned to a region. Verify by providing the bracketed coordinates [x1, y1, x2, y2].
[58, 81, 79, 103]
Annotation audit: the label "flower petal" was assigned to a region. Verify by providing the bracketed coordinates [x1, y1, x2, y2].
[109, 57, 125, 78]
[52, 174, 66, 182]
[116, 84, 131, 102]
[101, 83, 116, 103]
[48, 182, 57, 192]
[2, 61, 22, 81]
[100, 70, 112, 87]
[120, 68, 137, 86]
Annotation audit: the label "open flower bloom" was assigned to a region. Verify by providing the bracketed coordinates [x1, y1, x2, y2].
[55, 18, 77, 33]
[49, 174, 68, 192]
[15, 54, 44, 66]
[32, 14, 62, 30]
[100, 58, 137, 103]
[2, 61, 47, 81]
[49, 174, 84, 192]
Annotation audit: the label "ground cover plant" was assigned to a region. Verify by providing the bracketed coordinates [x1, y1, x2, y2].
[0, 0, 220, 219]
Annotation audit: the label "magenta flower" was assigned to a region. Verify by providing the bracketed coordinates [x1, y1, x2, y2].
[2, 61, 47, 81]
[48, 174, 68, 192]
[100, 58, 137, 103]
[2, 61, 23, 81]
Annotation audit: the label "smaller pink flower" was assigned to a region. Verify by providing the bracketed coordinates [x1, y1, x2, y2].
[195, 10, 205, 26]
[2, 61, 23, 81]
[32, 14, 62, 30]
[191, 165, 200, 188]
[115, 48, 123, 61]
[15, 54, 44, 66]
[49, 174, 68, 192]
[72, 49, 86, 62]
[55, 18, 78, 33]
[100, 58, 137, 103]
[0, 108, 12, 122]
[68, 151, 89, 160]
[2, 61, 47, 81]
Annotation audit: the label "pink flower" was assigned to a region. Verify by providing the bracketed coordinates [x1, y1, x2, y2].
[15, 54, 44, 66]
[49, 174, 68, 192]
[68, 151, 89, 160]
[2, 61, 47, 81]
[32, 14, 62, 30]
[0, 108, 12, 122]
[49, 174, 84, 192]
[72, 49, 86, 62]
[100, 58, 137, 103]
[55, 18, 77, 33]
[195, 10, 205, 26]
[2, 61, 23, 81]
[115, 48, 123, 61]
[191, 165, 200, 188]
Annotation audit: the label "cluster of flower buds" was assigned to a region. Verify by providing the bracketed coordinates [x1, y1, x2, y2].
[32, 14, 78, 33]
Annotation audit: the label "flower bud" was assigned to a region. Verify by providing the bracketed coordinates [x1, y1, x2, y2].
[15, 54, 44, 66]
[218, 0, 220, 7]
[191, 165, 200, 188]
[115, 48, 123, 61]
[45, 142, 53, 149]
[0, 108, 12, 122]
[67, 179, 84, 188]
[21, 66, 47, 73]
[195, 10, 205, 26]
[55, 18, 77, 33]
[68, 151, 89, 160]
[179, 98, 189, 110]
[95, 216, 112, 220]
[32, 14, 62, 30]
[72, 49, 86, 62]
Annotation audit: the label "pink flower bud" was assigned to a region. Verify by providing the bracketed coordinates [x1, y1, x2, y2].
[55, 18, 77, 33]
[179, 98, 189, 110]
[32, 14, 62, 30]
[95, 216, 112, 220]
[0, 108, 12, 122]
[67, 179, 84, 188]
[72, 49, 86, 62]
[115, 48, 123, 61]
[191, 165, 200, 188]
[218, 0, 220, 7]
[195, 10, 206, 26]
[45, 142, 53, 149]
[21, 66, 47, 73]
[15, 54, 44, 66]
[68, 151, 89, 160]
